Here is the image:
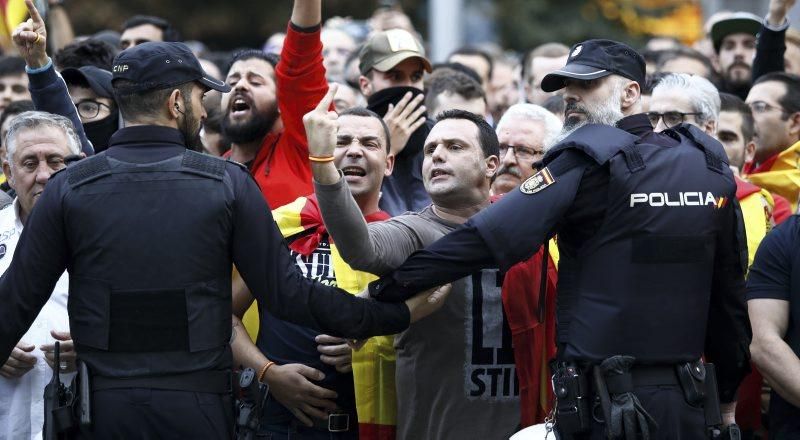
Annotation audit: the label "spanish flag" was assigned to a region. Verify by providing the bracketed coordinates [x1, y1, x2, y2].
[271, 194, 398, 439]
[744, 140, 800, 212]
[0, 0, 28, 48]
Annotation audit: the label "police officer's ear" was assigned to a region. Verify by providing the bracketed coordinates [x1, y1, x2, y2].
[619, 80, 641, 113]
[168, 88, 184, 119]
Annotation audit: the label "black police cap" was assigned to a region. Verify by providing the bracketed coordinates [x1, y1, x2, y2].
[111, 42, 230, 94]
[541, 39, 646, 92]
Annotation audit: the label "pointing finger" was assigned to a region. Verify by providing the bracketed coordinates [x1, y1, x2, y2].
[24, 0, 44, 26]
[316, 84, 338, 112]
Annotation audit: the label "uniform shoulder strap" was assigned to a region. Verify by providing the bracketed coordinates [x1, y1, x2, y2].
[67, 154, 112, 188]
[545, 123, 640, 166]
[670, 124, 729, 173]
[180, 150, 226, 180]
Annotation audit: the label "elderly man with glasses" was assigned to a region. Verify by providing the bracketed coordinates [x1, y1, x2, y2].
[648, 73, 720, 135]
[491, 103, 562, 196]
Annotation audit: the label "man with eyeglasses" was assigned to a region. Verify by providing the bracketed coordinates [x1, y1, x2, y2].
[367, 40, 751, 439]
[59, 66, 118, 152]
[647, 73, 719, 136]
[744, 72, 800, 211]
[492, 103, 561, 196]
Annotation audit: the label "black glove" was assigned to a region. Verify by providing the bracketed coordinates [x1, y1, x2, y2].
[599, 355, 658, 440]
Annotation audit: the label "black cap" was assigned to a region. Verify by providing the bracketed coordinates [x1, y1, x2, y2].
[541, 39, 646, 92]
[111, 41, 230, 93]
[709, 12, 762, 53]
[61, 66, 114, 99]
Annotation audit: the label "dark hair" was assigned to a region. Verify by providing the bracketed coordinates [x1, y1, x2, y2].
[226, 50, 279, 76]
[719, 92, 755, 143]
[431, 62, 482, 85]
[0, 100, 34, 148]
[435, 109, 498, 157]
[448, 47, 493, 81]
[54, 39, 117, 70]
[753, 72, 800, 118]
[121, 15, 180, 42]
[424, 68, 485, 112]
[0, 57, 26, 77]
[655, 47, 714, 79]
[338, 107, 392, 153]
[113, 80, 194, 122]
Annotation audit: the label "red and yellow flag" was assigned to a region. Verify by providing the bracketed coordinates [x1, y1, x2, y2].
[0, 0, 27, 49]
[243, 195, 398, 438]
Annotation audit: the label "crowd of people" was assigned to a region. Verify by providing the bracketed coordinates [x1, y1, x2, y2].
[0, 0, 798, 438]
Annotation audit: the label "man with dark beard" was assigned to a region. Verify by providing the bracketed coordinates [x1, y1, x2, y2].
[710, 0, 797, 101]
[220, 0, 329, 210]
[369, 39, 752, 440]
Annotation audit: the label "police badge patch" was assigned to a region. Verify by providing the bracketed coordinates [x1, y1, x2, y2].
[519, 167, 556, 194]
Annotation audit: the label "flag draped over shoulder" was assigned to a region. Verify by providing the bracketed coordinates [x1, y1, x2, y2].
[744, 141, 800, 212]
[273, 194, 398, 439]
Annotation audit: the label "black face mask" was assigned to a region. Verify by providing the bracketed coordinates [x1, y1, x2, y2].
[366, 86, 424, 117]
[367, 86, 430, 153]
[83, 110, 119, 153]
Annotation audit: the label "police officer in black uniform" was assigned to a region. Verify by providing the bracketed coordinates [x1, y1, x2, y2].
[368, 40, 752, 439]
[0, 42, 437, 439]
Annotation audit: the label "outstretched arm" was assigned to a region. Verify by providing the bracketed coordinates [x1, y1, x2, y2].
[12, 0, 92, 155]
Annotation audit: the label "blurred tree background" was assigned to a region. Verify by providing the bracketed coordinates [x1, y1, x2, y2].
[60, 0, 727, 53]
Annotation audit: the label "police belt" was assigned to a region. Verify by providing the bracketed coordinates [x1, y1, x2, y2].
[609, 364, 680, 390]
[92, 370, 232, 394]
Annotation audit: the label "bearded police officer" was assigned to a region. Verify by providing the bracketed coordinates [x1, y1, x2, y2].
[0, 41, 440, 438]
[368, 40, 751, 439]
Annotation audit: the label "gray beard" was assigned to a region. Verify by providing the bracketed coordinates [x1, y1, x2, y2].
[550, 98, 625, 147]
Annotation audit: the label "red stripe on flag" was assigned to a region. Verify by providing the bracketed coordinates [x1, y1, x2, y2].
[359, 423, 396, 440]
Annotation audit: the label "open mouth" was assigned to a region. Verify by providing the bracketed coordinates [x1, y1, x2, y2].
[230, 97, 252, 116]
[341, 166, 367, 177]
[430, 169, 450, 179]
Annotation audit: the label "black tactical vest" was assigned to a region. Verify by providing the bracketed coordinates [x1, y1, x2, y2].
[64, 150, 236, 377]
[547, 124, 738, 364]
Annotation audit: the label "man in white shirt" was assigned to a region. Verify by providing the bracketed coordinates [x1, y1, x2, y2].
[0, 111, 83, 440]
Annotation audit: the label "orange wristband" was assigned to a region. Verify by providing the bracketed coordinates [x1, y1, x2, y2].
[308, 155, 335, 163]
[258, 361, 276, 383]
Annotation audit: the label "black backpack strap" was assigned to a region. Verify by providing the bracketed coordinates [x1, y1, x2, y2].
[621, 143, 645, 173]
[671, 124, 728, 174]
[67, 155, 112, 188]
[544, 124, 640, 166]
[181, 150, 225, 180]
